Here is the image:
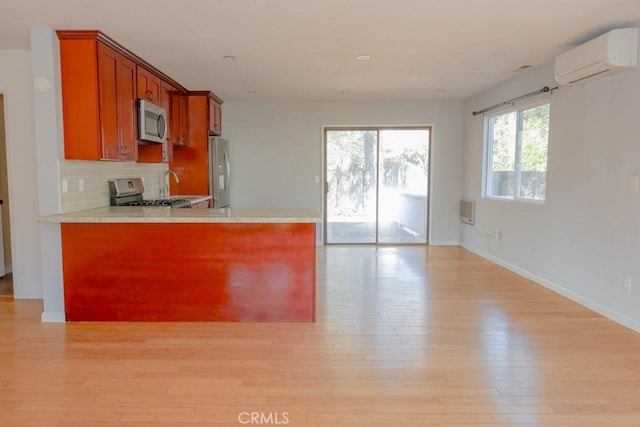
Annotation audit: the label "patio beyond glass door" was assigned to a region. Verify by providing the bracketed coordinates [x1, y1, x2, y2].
[325, 128, 430, 244]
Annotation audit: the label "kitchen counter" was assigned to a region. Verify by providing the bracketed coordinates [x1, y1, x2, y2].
[40, 207, 321, 223]
[43, 206, 319, 322]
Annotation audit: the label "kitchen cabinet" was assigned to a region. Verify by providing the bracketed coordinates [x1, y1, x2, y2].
[137, 66, 161, 103]
[209, 97, 222, 136]
[58, 220, 317, 321]
[169, 90, 223, 195]
[172, 90, 189, 146]
[137, 79, 174, 163]
[160, 81, 174, 162]
[188, 91, 223, 136]
[170, 94, 210, 195]
[57, 30, 190, 163]
[58, 31, 137, 161]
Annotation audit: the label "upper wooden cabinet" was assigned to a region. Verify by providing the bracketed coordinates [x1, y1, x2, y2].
[58, 31, 137, 161]
[172, 91, 190, 146]
[189, 91, 223, 136]
[168, 90, 222, 195]
[138, 80, 174, 163]
[209, 97, 222, 136]
[160, 82, 174, 162]
[137, 67, 161, 103]
[169, 94, 210, 196]
[58, 30, 220, 163]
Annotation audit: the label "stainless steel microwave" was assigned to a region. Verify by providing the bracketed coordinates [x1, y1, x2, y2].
[137, 99, 167, 144]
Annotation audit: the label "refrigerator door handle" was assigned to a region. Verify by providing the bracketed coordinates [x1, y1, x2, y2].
[224, 151, 231, 191]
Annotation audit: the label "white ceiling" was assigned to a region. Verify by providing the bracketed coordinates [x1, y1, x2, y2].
[2, 0, 640, 102]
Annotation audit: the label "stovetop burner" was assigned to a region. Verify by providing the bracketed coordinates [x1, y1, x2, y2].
[109, 178, 191, 209]
[127, 198, 191, 208]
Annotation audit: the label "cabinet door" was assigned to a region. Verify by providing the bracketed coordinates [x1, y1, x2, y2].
[97, 43, 136, 161]
[137, 67, 161, 103]
[160, 81, 173, 162]
[97, 43, 119, 160]
[209, 98, 222, 136]
[116, 55, 137, 161]
[213, 101, 222, 135]
[172, 91, 189, 146]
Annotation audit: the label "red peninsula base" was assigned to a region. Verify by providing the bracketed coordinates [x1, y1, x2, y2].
[61, 222, 316, 322]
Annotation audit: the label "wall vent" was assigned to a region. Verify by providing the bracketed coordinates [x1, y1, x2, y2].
[460, 200, 475, 225]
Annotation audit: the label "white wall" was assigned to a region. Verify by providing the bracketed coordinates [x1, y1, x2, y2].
[0, 50, 43, 298]
[222, 101, 464, 245]
[461, 55, 640, 331]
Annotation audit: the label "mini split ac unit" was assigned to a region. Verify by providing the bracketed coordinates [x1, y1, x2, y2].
[554, 28, 639, 86]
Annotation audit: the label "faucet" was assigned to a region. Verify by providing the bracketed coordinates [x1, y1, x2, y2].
[163, 170, 179, 199]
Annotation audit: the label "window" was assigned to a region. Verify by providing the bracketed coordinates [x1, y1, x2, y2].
[485, 102, 550, 202]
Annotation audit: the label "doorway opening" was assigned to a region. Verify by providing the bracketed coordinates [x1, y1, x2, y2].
[0, 94, 12, 292]
[324, 127, 431, 244]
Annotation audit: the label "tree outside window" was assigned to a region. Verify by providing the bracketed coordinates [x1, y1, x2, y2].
[486, 103, 550, 202]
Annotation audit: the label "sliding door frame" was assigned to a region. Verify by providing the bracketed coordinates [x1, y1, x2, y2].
[323, 125, 432, 245]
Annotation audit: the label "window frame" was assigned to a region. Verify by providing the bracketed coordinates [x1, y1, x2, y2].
[482, 98, 551, 204]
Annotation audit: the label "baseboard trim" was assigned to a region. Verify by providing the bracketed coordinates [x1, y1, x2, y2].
[5, 265, 11, 274]
[428, 241, 460, 246]
[41, 312, 66, 323]
[460, 243, 640, 334]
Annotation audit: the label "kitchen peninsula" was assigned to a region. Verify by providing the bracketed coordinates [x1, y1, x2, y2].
[41, 208, 320, 322]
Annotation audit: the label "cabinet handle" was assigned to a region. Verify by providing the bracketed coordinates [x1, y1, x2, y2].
[118, 144, 128, 160]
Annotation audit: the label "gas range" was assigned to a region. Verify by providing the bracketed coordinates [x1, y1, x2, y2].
[126, 198, 191, 208]
[109, 177, 192, 209]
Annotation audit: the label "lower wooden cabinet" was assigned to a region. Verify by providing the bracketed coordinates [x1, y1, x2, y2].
[61, 222, 316, 322]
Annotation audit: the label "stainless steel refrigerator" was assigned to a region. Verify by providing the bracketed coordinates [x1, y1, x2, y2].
[209, 137, 231, 208]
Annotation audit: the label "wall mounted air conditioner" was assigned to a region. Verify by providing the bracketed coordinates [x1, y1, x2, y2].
[460, 200, 475, 225]
[554, 28, 638, 86]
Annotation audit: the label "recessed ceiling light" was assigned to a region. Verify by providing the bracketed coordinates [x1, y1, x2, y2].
[513, 64, 533, 72]
[248, 90, 257, 95]
[356, 55, 371, 60]
[433, 89, 446, 93]
[340, 90, 350, 94]
[223, 55, 236, 60]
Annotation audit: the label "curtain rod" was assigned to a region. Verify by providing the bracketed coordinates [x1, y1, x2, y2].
[472, 86, 558, 116]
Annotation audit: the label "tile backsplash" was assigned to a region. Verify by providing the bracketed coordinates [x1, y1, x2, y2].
[59, 160, 168, 213]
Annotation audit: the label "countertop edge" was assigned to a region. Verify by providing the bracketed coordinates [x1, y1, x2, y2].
[40, 207, 322, 224]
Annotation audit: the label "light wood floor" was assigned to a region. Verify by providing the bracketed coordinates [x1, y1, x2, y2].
[1, 246, 640, 426]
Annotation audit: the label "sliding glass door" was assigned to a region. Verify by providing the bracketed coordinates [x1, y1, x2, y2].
[325, 128, 430, 244]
